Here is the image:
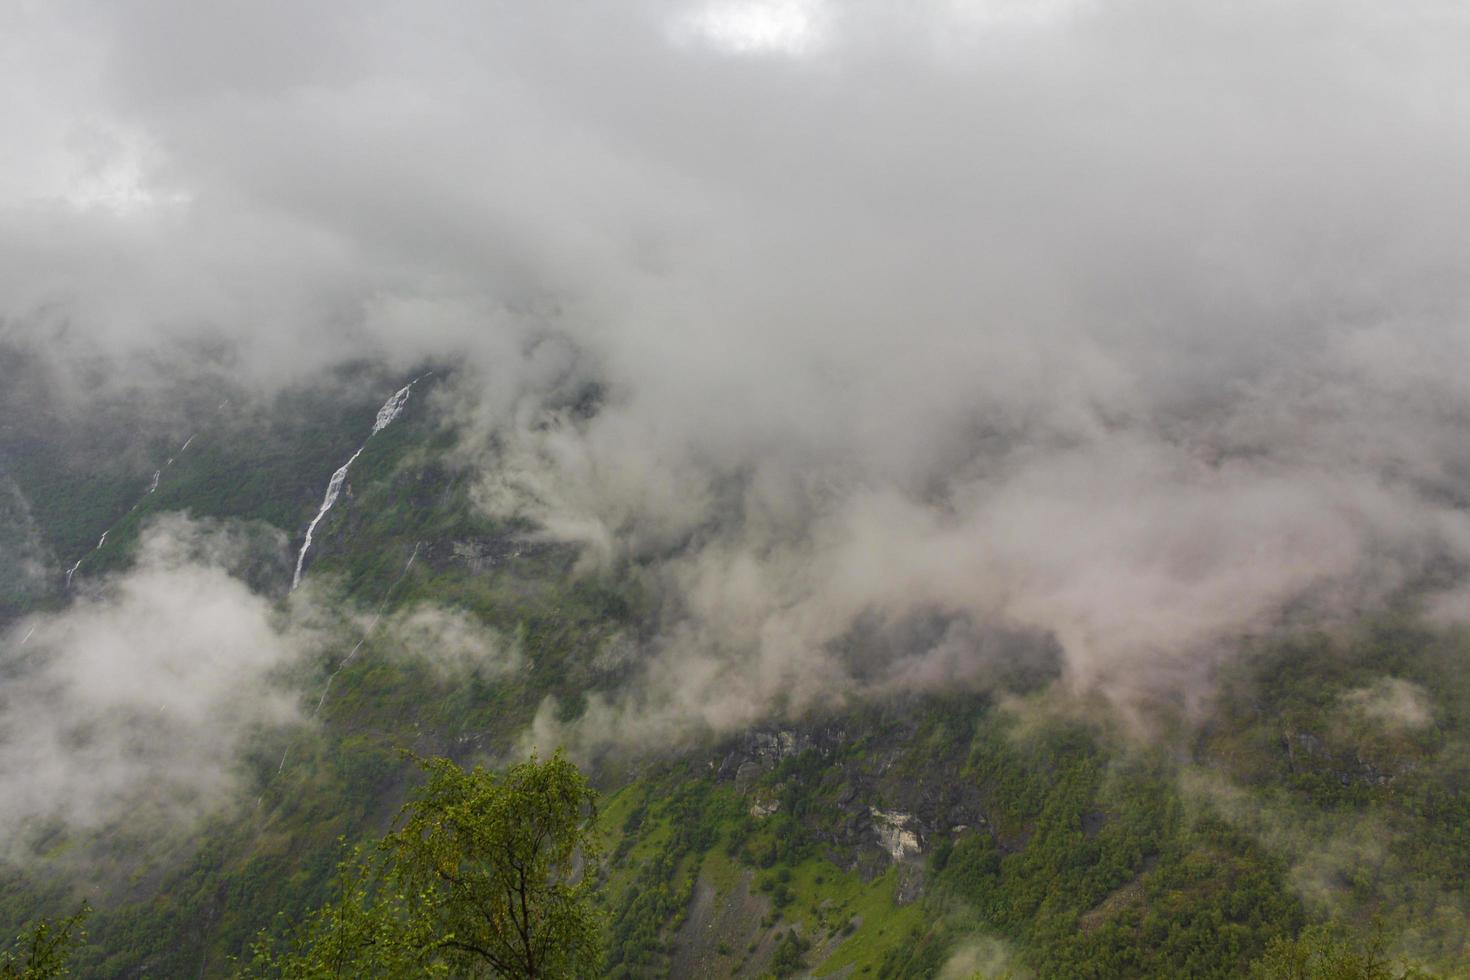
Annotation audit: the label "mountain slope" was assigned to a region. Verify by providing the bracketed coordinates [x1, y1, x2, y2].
[0, 375, 1464, 978]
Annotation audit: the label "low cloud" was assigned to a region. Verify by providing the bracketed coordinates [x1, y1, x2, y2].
[382, 604, 521, 679]
[938, 935, 1030, 980]
[1182, 767, 1469, 957]
[510, 393, 1470, 752]
[0, 515, 302, 854]
[6, 1, 1470, 751]
[1341, 677, 1434, 731]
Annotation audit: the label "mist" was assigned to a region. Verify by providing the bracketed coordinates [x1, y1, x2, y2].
[0, 516, 300, 853]
[6, 0, 1470, 747]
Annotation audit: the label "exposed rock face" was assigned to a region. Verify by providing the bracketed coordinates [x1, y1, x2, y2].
[452, 537, 527, 573]
[870, 808, 922, 862]
[711, 719, 992, 876]
[420, 534, 548, 574]
[894, 865, 926, 906]
[749, 797, 780, 819]
[716, 727, 841, 782]
[1282, 727, 1422, 787]
[1289, 732, 1325, 757]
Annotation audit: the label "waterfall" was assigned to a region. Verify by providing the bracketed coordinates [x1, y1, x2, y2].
[290, 378, 419, 590]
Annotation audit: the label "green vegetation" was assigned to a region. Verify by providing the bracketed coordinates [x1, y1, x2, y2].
[2, 377, 1467, 978]
[1251, 926, 1435, 980]
[587, 667, 1457, 978]
[242, 753, 601, 978]
[0, 904, 89, 979]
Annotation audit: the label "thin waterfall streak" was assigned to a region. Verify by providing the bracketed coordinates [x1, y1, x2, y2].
[62, 431, 202, 589]
[290, 379, 419, 590]
[291, 447, 364, 589]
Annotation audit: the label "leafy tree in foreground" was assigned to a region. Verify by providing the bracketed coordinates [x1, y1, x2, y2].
[0, 904, 89, 979]
[243, 751, 601, 979]
[1250, 925, 1437, 980]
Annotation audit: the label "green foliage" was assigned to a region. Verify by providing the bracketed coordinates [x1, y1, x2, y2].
[1202, 618, 1470, 961]
[768, 929, 809, 977]
[1250, 925, 1437, 979]
[0, 905, 89, 979]
[242, 849, 436, 979]
[601, 776, 736, 978]
[241, 752, 601, 979]
[11, 377, 1470, 978]
[922, 713, 1306, 977]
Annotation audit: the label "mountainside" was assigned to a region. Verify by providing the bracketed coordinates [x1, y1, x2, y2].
[8, 2, 1470, 977]
[2, 372, 1467, 978]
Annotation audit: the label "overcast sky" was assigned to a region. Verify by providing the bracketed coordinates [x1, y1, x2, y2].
[5, 0, 1468, 384]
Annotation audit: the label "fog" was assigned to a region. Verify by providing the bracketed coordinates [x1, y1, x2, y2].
[6, 0, 1470, 748]
[0, 516, 300, 852]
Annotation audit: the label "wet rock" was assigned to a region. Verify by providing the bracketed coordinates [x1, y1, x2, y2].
[870, 808, 923, 862]
[734, 760, 767, 792]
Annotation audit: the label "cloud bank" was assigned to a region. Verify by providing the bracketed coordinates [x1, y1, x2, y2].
[0, 516, 300, 851]
[6, 1, 1470, 746]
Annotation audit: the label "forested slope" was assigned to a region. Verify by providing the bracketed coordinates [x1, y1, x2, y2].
[1, 373, 1465, 978]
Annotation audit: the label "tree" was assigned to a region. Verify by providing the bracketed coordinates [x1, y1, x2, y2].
[0, 904, 90, 979]
[243, 752, 602, 978]
[1250, 925, 1436, 980]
